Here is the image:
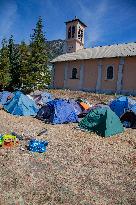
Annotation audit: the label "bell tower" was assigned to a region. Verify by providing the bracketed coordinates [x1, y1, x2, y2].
[65, 17, 87, 53]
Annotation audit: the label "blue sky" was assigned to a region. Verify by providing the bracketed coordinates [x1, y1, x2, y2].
[0, 0, 136, 47]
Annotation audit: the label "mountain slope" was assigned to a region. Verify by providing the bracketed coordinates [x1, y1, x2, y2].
[46, 39, 65, 61]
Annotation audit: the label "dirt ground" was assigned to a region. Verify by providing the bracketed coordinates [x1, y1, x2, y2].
[0, 90, 136, 205]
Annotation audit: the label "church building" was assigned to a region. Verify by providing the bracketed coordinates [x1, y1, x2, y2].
[51, 17, 136, 95]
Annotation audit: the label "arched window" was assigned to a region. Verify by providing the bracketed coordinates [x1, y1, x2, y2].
[78, 28, 81, 39]
[72, 26, 75, 38]
[80, 29, 83, 42]
[68, 26, 71, 39]
[78, 28, 83, 42]
[107, 66, 114, 79]
[72, 68, 78, 79]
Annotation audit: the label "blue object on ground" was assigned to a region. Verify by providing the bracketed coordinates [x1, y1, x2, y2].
[4, 91, 39, 116]
[28, 139, 48, 153]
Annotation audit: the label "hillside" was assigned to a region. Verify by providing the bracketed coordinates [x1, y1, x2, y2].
[46, 39, 65, 61]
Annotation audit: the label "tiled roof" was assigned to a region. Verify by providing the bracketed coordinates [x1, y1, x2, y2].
[51, 42, 136, 63]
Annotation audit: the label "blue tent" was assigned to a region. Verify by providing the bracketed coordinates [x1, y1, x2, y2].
[131, 104, 136, 114]
[36, 99, 78, 124]
[68, 99, 82, 115]
[4, 91, 39, 116]
[41, 92, 53, 104]
[32, 92, 53, 107]
[109, 96, 136, 117]
[0, 91, 14, 105]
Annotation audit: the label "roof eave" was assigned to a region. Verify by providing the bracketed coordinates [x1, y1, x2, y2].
[65, 19, 87, 28]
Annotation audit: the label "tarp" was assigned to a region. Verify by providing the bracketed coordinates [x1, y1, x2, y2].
[0, 91, 14, 105]
[76, 98, 91, 111]
[109, 96, 136, 117]
[36, 99, 78, 124]
[80, 101, 90, 110]
[4, 91, 39, 116]
[79, 105, 124, 137]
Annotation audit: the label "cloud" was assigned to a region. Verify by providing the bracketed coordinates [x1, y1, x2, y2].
[0, 1, 18, 41]
[77, 0, 136, 47]
[77, 0, 109, 47]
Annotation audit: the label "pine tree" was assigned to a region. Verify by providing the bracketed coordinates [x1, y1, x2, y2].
[0, 38, 11, 90]
[8, 35, 21, 89]
[29, 16, 51, 90]
[19, 41, 31, 92]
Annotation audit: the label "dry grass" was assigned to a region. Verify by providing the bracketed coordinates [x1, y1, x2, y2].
[0, 90, 136, 205]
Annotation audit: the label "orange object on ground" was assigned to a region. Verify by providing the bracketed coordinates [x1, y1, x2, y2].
[3, 139, 14, 148]
[2, 135, 19, 148]
[80, 102, 90, 110]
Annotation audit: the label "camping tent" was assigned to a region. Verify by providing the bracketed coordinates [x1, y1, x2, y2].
[36, 99, 78, 124]
[0, 91, 14, 105]
[68, 99, 82, 115]
[32, 92, 53, 107]
[109, 96, 136, 117]
[79, 105, 124, 137]
[36, 104, 54, 122]
[120, 104, 136, 128]
[4, 91, 38, 116]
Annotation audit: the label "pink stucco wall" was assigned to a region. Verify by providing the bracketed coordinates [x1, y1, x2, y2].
[53, 62, 65, 88]
[123, 57, 136, 92]
[83, 59, 98, 90]
[66, 61, 81, 90]
[101, 58, 120, 91]
[53, 56, 136, 93]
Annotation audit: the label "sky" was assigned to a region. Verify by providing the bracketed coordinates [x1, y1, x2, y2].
[0, 0, 136, 48]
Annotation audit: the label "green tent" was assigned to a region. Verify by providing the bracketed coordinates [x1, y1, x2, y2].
[79, 105, 124, 137]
